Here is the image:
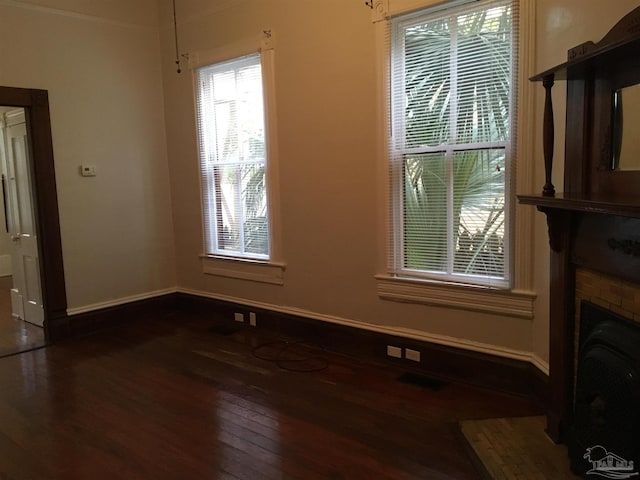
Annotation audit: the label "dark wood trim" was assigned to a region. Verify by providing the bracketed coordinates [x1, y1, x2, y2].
[0, 86, 68, 342]
[542, 75, 556, 196]
[528, 359, 550, 411]
[67, 295, 177, 339]
[564, 78, 591, 194]
[176, 292, 549, 401]
[546, 211, 575, 443]
[518, 192, 640, 218]
[62, 290, 549, 403]
[573, 214, 640, 285]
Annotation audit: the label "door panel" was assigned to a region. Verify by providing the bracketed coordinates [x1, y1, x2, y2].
[2, 109, 43, 327]
[12, 130, 34, 234]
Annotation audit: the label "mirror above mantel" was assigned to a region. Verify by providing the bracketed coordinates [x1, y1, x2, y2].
[613, 83, 640, 171]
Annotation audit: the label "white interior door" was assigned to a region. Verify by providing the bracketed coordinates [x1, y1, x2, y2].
[1, 109, 43, 327]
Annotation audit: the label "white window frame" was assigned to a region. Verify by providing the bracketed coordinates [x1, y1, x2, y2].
[373, 0, 536, 317]
[191, 33, 285, 285]
[392, 0, 513, 288]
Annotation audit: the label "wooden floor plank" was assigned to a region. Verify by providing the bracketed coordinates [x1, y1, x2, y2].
[0, 313, 541, 479]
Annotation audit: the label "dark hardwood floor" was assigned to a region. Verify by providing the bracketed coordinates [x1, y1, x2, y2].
[0, 275, 46, 358]
[0, 310, 540, 479]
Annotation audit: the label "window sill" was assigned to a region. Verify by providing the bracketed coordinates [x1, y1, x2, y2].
[375, 274, 536, 319]
[201, 255, 285, 285]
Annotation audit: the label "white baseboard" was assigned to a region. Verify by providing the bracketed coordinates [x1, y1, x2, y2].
[66, 287, 177, 316]
[530, 354, 550, 376]
[177, 287, 549, 373]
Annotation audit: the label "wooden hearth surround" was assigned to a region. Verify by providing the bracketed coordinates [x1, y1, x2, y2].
[519, 7, 640, 443]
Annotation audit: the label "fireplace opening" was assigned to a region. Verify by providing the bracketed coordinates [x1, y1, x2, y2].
[569, 301, 640, 477]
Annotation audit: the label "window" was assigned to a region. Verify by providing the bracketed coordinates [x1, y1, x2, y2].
[389, 0, 516, 288]
[196, 53, 270, 260]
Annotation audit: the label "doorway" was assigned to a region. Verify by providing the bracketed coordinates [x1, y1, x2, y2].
[0, 106, 45, 356]
[0, 86, 67, 350]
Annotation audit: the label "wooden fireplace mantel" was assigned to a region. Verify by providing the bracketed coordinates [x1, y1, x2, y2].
[518, 193, 640, 219]
[518, 6, 640, 444]
[520, 194, 640, 255]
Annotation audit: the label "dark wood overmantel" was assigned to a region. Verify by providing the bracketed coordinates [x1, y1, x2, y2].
[518, 6, 640, 444]
[518, 193, 640, 219]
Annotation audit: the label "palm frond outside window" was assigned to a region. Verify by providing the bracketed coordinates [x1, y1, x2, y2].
[391, 0, 515, 287]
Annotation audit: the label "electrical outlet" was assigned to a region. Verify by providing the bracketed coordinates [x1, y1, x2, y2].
[249, 312, 257, 326]
[405, 348, 421, 362]
[387, 345, 402, 359]
[234, 312, 244, 323]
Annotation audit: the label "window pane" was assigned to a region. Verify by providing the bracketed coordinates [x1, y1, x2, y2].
[456, 6, 512, 144]
[208, 64, 264, 164]
[197, 53, 270, 259]
[403, 152, 447, 273]
[404, 19, 451, 148]
[213, 164, 241, 254]
[453, 149, 505, 277]
[391, 0, 513, 287]
[241, 163, 268, 255]
[213, 162, 268, 257]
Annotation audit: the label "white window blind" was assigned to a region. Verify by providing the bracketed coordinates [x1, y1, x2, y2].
[390, 0, 516, 288]
[196, 53, 270, 259]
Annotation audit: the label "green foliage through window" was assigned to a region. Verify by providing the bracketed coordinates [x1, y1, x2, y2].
[196, 53, 270, 259]
[393, 1, 513, 284]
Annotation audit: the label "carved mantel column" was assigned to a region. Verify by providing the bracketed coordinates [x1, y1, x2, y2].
[542, 75, 555, 197]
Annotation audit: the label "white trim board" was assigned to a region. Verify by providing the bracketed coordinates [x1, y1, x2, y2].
[177, 287, 549, 375]
[66, 288, 177, 316]
[0, 0, 155, 31]
[376, 274, 536, 319]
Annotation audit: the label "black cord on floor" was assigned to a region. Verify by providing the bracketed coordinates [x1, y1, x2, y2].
[251, 339, 329, 373]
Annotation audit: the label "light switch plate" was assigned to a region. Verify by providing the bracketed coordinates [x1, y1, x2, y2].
[80, 165, 96, 177]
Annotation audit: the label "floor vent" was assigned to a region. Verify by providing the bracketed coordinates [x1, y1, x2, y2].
[397, 372, 446, 391]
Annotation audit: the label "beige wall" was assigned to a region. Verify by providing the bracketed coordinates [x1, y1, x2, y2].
[160, 0, 529, 359]
[159, 0, 640, 369]
[2, 0, 637, 370]
[0, 1, 176, 308]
